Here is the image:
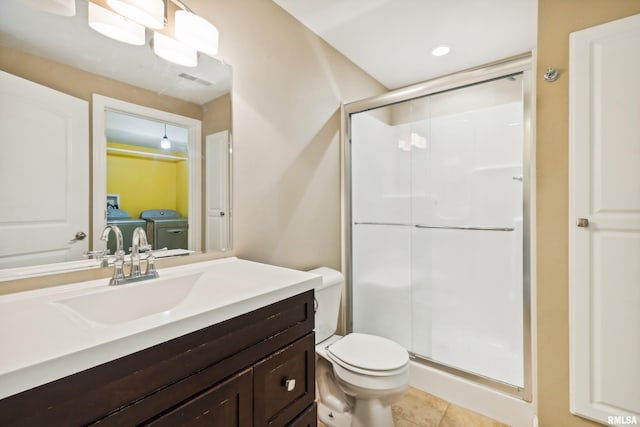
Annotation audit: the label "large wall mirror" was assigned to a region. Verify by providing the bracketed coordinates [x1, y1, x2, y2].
[0, 0, 232, 278]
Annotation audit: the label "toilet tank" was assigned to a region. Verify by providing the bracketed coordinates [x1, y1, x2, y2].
[308, 267, 344, 344]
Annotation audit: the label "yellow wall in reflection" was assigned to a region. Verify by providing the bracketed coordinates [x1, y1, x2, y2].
[106, 142, 188, 218]
[176, 160, 189, 218]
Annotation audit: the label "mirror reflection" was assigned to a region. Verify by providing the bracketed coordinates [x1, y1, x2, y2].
[0, 0, 232, 276]
[105, 111, 191, 256]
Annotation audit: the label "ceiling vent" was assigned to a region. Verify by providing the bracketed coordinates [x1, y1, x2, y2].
[178, 72, 213, 86]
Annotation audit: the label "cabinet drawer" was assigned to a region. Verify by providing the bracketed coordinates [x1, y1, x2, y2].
[254, 333, 315, 427]
[287, 403, 317, 427]
[147, 369, 252, 427]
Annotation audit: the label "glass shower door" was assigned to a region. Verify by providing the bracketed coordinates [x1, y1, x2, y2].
[350, 74, 526, 389]
[351, 107, 414, 349]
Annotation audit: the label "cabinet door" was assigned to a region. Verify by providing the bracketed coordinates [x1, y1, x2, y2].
[148, 369, 252, 427]
[254, 334, 315, 427]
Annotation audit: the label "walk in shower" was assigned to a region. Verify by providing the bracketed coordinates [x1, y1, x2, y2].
[343, 56, 533, 417]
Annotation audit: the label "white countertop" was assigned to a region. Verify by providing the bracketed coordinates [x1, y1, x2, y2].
[0, 257, 319, 399]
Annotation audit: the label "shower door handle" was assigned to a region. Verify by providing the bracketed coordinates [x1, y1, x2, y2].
[576, 218, 589, 228]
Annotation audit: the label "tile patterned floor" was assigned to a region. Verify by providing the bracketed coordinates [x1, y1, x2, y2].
[318, 386, 509, 427]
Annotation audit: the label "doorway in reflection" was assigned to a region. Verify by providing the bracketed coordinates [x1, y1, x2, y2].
[105, 110, 190, 255]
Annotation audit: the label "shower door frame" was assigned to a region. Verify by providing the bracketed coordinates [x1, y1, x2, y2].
[341, 53, 534, 401]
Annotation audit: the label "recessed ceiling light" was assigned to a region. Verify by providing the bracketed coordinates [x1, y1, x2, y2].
[431, 45, 451, 57]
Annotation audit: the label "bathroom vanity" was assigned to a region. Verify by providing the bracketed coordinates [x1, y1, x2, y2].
[0, 258, 318, 426]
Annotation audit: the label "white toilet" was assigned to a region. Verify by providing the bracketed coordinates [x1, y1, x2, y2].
[310, 267, 410, 427]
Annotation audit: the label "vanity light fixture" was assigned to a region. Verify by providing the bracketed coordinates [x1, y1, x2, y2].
[88, 2, 146, 46]
[174, 9, 219, 56]
[106, 0, 165, 29]
[153, 31, 198, 67]
[431, 45, 451, 57]
[84, 0, 219, 67]
[18, 0, 76, 16]
[160, 123, 171, 150]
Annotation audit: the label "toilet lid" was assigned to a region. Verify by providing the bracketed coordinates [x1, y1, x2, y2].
[327, 333, 409, 372]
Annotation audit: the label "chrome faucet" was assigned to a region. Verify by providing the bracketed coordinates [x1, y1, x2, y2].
[130, 227, 159, 280]
[101, 224, 126, 286]
[101, 225, 160, 285]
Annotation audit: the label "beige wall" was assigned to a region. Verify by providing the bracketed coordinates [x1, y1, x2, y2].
[202, 93, 232, 136]
[191, 0, 385, 271]
[536, 2, 640, 426]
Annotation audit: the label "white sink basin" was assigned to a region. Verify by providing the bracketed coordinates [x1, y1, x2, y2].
[54, 272, 202, 325]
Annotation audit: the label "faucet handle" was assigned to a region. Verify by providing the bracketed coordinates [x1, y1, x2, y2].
[114, 248, 125, 261]
[109, 255, 127, 286]
[84, 249, 108, 258]
[84, 249, 110, 267]
[145, 251, 160, 279]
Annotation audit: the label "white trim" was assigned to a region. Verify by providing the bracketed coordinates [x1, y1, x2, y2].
[410, 362, 536, 427]
[92, 94, 202, 251]
[106, 147, 188, 161]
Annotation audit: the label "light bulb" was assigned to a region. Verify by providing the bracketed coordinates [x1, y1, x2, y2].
[161, 124, 171, 149]
[161, 136, 171, 149]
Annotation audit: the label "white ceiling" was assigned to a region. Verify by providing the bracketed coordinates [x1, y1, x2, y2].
[273, 0, 538, 89]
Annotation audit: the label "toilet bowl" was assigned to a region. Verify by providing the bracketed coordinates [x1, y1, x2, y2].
[310, 267, 410, 427]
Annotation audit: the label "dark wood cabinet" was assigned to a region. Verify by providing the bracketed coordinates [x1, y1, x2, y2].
[0, 290, 316, 427]
[148, 369, 253, 427]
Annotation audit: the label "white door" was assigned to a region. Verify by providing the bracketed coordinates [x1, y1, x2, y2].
[205, 131, 229, 251]
[569, 14, 640, 425]
[0, 71, 89, 268]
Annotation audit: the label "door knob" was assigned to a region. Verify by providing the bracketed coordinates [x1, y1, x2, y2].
[576, 218, 589, 228]
[71, 231, 87, 241]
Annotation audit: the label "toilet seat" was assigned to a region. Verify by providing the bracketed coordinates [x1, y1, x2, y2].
[326, 333, 409, 377]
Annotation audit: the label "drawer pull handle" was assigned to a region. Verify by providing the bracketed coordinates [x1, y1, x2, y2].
[283, 378, 296, 392]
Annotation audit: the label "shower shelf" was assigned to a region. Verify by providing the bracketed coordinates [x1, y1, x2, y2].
[354, 222, 514, 232]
